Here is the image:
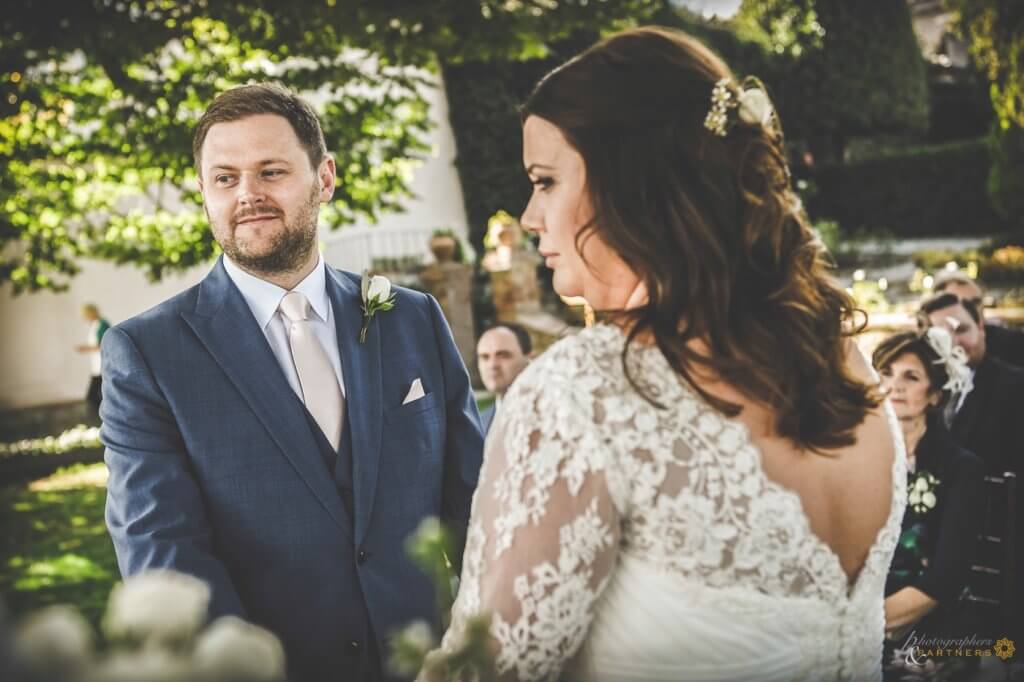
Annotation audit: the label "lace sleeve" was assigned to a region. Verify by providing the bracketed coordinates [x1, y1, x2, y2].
[434, 355, 623, 681]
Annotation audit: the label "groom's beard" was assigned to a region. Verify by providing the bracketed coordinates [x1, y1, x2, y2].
[210, 181, 320, 277]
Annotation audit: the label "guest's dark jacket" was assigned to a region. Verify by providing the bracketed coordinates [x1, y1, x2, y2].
[951, 354, 1024, 478]
[886, 416, 985, 603]
[985, 323, 1024, 369]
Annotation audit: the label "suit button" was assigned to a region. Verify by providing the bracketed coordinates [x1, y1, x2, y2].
[348, 640, 361, 656]
[357, 549, 369, 564]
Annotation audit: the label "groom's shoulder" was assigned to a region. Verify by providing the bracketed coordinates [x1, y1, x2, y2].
[114, 282, 202, 339]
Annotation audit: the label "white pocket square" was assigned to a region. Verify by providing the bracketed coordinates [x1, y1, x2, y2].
[402, 378, 425, 405]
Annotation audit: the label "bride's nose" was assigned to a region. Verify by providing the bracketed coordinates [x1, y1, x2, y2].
[520, 198, 543, 234]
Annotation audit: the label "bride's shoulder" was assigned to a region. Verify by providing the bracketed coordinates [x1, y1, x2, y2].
[512, 324, 625, 389]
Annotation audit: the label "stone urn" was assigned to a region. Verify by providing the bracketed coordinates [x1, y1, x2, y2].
[429, 233, 458, 263]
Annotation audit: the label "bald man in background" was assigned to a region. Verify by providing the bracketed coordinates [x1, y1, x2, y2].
[476, 323, 532, 435]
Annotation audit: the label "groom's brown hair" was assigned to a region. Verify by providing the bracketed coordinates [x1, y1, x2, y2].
[521, 27, 880, 453]
[192, 82, 327, 173]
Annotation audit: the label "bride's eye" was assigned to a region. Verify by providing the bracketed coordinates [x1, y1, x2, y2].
[532, 177, 554, 191]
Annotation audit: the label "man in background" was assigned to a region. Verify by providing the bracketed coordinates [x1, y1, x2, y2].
[919, 292, 1024, 477]
[476, 323, 532, 435]
[933, 270, 1024, 367]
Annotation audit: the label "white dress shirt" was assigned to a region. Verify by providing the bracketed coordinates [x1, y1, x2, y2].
[223, 254, 347, 400]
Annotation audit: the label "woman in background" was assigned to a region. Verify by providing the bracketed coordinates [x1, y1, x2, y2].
[873, 329, 983, 645]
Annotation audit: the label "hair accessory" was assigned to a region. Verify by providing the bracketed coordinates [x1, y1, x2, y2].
[703, 77, 777, 138]
[923, 326, 973, 395]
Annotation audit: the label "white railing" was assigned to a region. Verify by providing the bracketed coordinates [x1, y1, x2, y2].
[322, 225, 436, 274]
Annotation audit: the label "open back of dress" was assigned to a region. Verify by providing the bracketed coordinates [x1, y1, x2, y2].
[437, 324, 907, 682]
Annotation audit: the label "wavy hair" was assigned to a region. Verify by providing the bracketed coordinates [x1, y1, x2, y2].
[521, 27, 879, 452]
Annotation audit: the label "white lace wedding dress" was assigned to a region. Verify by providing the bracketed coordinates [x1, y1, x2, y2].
[436, 323, 906, 681]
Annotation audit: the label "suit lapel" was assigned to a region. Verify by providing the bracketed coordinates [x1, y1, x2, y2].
[327, 268, 384, 546]
[182, 258, 351, 534]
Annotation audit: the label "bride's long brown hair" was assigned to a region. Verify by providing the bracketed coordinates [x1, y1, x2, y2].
[522, 27, 879, 452]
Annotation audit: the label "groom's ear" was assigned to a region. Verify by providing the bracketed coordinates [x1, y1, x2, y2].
[317, 155, 336, 203]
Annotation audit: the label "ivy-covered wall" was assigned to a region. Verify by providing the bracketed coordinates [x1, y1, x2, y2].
[808, 139, 1008, 237]
[442, 59, 538, 254]
[442, 13, 1003, 248]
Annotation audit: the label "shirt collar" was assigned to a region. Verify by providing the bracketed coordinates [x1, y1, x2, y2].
[222, 253, 330, 330]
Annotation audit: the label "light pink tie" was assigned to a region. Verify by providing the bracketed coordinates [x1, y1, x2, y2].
[279, 291, 344, 450]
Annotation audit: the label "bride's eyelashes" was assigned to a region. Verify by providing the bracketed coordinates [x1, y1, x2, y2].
[530, 176, 555, 192]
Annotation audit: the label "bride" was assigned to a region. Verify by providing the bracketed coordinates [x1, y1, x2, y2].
[426, 27, 904, 681]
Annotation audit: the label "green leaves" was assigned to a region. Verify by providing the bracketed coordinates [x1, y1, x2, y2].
[1, 5, 432, 293]
[2, 0, 663, 293]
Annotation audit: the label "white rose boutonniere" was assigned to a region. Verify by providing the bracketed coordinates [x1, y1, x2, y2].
[907, 471, 940, 514]
[360, 270, 396, 344]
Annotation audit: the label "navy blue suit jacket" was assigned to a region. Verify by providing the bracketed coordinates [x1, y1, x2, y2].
[101, 258, 484, 680]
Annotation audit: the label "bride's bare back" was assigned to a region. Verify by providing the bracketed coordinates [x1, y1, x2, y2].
[702, 342, 896, 584]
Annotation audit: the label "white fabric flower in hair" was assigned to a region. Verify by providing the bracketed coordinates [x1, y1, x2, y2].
[923, 326, 973, 395]
[737, 87, 774, 127]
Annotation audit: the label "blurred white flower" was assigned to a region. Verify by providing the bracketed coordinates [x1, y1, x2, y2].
[103, 570, 210, 645]
[89, 648, 191, 682]
[193, 616, 286, 682]
[14, 605, 94, 676]
[402, 620, 436, 652]
[389, 619, 438, 677]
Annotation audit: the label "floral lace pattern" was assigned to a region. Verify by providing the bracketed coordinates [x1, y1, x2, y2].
[436, 324, 906, 681]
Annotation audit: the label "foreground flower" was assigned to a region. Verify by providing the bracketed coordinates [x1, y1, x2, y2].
[103, 570, 210, 646]
[14, 605, 94, 678]
[192, 616, 286, 682]
[389, 620, 438, 677]
[89, 648, 191, 682]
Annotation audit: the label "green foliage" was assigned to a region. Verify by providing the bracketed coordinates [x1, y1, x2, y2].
[950, 0, 1024, 132]
[0, 464, 117, 630]
[0, 0, 661, 293]
[808, 138, 1007, 237]
[395, 517, 496, 680]
[948, 0, 1024, 226]
[442, 57, 553, 253]
[734, 0, 929, 156]
[733, 0, 822, 58]
[986, 122, 1024, 229]
[795, 0, 929, 156]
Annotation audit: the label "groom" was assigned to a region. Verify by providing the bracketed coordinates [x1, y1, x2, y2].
[100, 83, 484, 681]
